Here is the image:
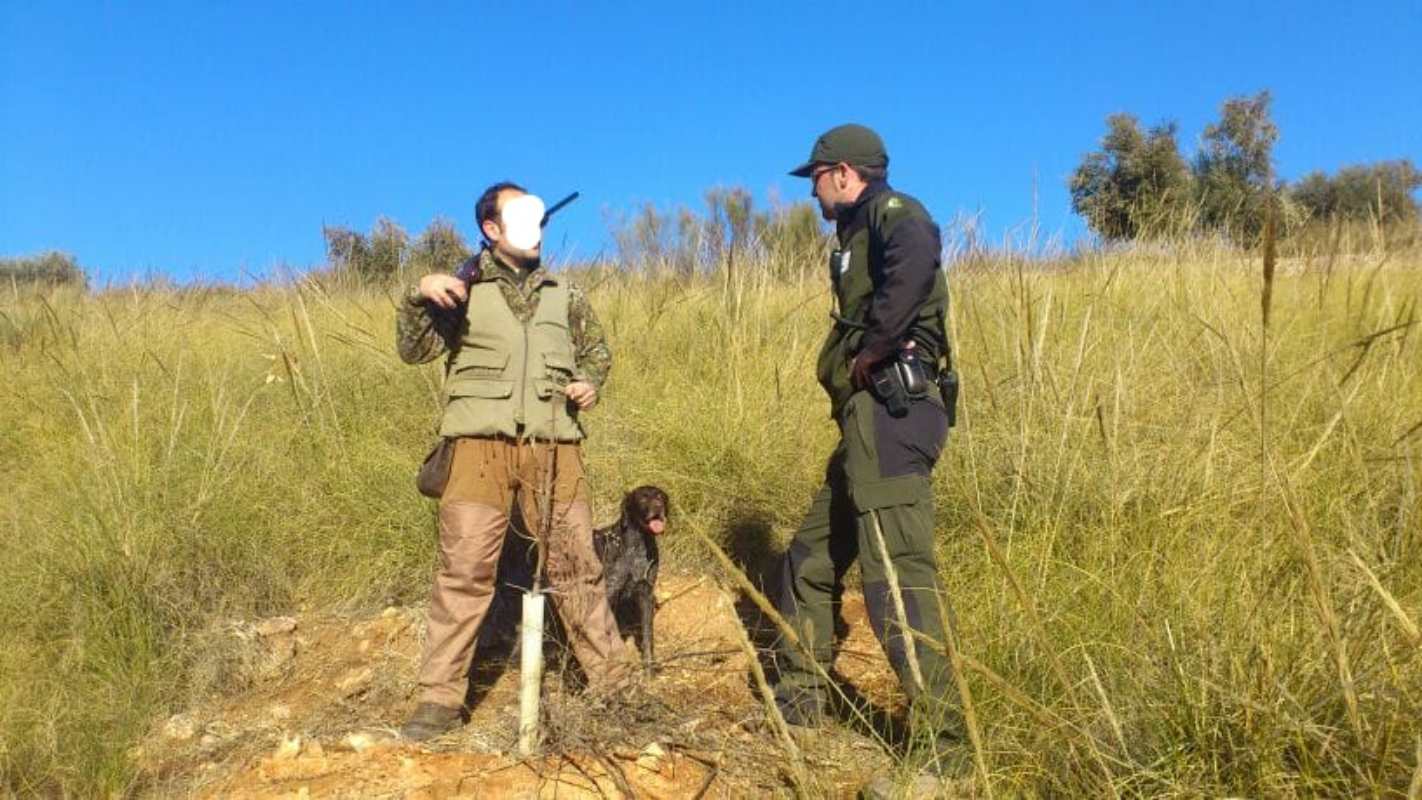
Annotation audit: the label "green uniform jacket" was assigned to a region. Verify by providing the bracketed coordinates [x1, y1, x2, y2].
[816, 181, 950, 419]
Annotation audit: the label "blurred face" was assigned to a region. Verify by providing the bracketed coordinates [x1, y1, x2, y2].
[482, 189, 542, 265]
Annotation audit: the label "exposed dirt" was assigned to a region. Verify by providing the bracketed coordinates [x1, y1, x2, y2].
[135, 576, 909, 798]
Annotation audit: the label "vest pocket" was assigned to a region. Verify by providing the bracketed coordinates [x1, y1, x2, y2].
[541, 352, 576, 385]
[453, 348, 510, 378]
[447, 376, 514, 399]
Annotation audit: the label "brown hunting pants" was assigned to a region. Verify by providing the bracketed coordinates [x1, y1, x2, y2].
[417, 437, 630, 709]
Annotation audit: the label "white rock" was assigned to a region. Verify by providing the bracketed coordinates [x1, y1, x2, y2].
[345, 732, 375, 753]
[274, 733, 302, 760]
[254, 616, 298, 637]
[163, 714, 198, 741]
[335, 666, 374, 696]
[637, 741, 666, 772]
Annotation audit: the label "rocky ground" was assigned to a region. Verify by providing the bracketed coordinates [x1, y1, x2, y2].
[134, 576, 915, 798]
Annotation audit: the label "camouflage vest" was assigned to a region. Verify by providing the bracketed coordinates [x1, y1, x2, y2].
[815, 190, 950, 419]
[438, 280, 583, 442]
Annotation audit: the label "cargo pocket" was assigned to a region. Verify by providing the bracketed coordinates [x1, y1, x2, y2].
[536, 352, 576, 399]
[446, 376, 514, 400]
[452, 348, 509, 379]
[842, 391, 931, 511]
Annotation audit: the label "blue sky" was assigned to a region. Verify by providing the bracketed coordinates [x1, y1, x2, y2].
[2, 1, 1419, 283]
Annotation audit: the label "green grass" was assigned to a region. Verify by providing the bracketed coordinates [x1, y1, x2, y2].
[2, 241, 1420, 796]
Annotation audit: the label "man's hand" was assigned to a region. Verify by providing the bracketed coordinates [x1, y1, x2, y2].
[850, 354, 877, 390]
[418, 274, 469, 309]
[564, 381, 598, 410]
[850, 339, 913, 389]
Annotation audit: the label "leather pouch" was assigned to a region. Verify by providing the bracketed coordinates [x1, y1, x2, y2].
[416, 438, 456, 499]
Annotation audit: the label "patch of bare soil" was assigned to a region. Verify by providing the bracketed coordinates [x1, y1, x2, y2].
[136, 577, 906, 798]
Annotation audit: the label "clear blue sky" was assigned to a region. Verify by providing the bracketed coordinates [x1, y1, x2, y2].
[3, 1, 1419, 283]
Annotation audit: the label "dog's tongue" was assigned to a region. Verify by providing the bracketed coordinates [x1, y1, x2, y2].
[648, 519, 666, 535]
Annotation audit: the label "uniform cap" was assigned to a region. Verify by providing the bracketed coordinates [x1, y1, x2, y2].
[789, 124, 888, 177]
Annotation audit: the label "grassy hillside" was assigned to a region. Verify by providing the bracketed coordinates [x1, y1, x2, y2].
[2, 242, 1420, 796]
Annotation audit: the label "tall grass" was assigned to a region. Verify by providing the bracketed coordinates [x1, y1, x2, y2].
[2, 231, 1420, 796]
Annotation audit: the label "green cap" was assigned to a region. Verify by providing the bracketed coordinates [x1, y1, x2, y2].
[788, 123, 888, 177]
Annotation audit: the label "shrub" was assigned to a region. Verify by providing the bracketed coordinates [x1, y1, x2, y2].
[1292, 159, 1422, 224]
[1069, 114, 1195, 241]
[0, 251, 88, 289]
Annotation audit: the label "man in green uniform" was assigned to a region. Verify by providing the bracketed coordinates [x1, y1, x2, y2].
[395, 181, 630, 741]
[774, 125, 963, 778]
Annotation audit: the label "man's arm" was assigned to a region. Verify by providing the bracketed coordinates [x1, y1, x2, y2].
[567, 283, 612, 397]
[856, 200, 942, 367]
[395, 280, 464, 365]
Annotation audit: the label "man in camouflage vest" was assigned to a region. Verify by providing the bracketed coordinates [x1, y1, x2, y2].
[395, 181, 630, 740]
[774, 125, 966, 785]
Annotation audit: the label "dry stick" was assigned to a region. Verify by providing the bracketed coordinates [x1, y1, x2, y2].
[1409, 738, 1422, 800]
[1084, 654, 1129, 762]
[690, 529, 890, 751]
[594, 753, 637, 800]
[966, 506, 1078, 705]
[519, 404, 561, 757]
[719, 588, 813, 799]
[658, 577, 707, 610]
[691, 764, 721, 800]
[1348, 549, 1422, 648]
[965, 505, 1121, 795]
[1272, 461, 1365, 745]
[865, 509, 926, 694]
[933, 589, 993, 799]
[1259, 193, 1276, 537]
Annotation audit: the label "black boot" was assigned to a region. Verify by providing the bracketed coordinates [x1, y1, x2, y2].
[400, 702, 464, 741]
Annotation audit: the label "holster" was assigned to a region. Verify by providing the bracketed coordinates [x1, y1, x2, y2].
[938, 371, 959, 428]
[868, 351, 935, 418]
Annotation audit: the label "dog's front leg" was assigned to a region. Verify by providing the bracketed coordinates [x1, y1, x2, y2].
[635, 585, 656, 675]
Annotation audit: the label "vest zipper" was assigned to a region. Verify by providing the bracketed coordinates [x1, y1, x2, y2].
[517, 311, 531, 430]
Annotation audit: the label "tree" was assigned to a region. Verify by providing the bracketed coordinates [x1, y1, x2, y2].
[408, 217, 471, 275]
[1070, 113, 1194, 240]
[1194, 91, 1279, 240]
[0, 251, 87, 289]
[1292, 160, 1422, 224]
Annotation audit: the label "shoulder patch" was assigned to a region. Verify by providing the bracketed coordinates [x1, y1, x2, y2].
[885, 197, 903, 210]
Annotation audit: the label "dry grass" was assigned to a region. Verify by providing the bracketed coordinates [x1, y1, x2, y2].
[2, 232, 1421, 796]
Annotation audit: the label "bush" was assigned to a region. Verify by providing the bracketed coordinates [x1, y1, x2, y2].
[608, 189, 827, 280]
[323, 217, 471, 287]
[1292, 159, 1422, 224]
[0, 251, 88, 289]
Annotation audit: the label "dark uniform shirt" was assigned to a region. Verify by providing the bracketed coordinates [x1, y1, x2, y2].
[818, 180, 948, 418]
[836, 180, 945, 366]
[395, 248, 613, 390]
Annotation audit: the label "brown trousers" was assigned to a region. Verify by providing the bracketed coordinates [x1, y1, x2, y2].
[417, 437, 630, 709]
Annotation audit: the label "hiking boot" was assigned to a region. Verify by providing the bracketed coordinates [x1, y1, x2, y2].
[860, 735, 976, 799]
[399, 703, 464, 741]
[861, 772, 970, 799]
[773, 691, 826, 729]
